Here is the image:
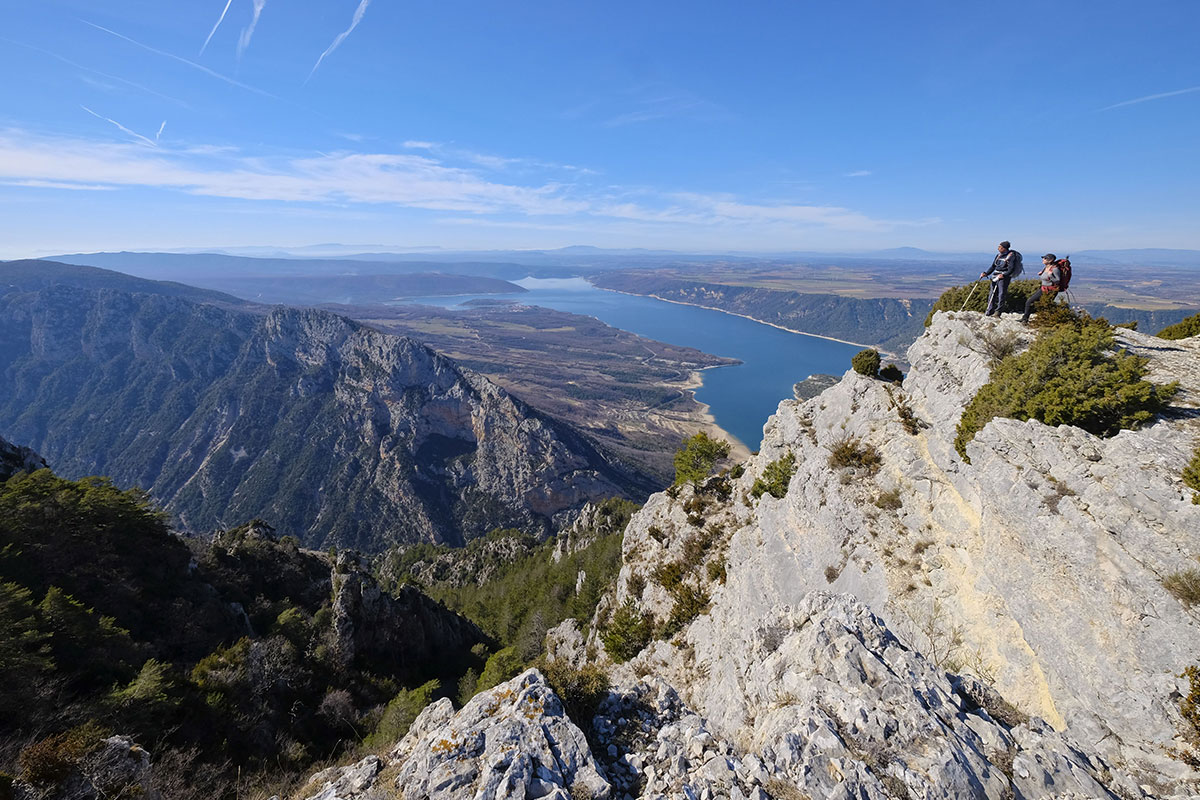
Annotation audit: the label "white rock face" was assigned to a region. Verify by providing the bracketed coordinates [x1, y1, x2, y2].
[296, 669, 610, 800]
[607, 312, 1200, 794]
[595, 593, 1143, 800]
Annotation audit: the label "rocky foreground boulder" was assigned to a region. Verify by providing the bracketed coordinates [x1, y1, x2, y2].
[294, 669, 609, 800]
[605, 311, 1200, 795]
[12, 736, 159, 800]
[293, 592, 1139, 800]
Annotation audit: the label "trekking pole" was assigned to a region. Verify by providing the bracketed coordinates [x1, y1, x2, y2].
[958, 280, 982, 312]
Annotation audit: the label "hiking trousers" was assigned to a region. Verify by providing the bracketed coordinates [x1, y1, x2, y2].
[1022, 289, 1058, 323]
[985, 276, 1010, 316]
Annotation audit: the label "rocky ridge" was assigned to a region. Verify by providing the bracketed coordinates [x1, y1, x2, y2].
[604, 311, 1200, 795]
[0, 283, 654, 549]
[0, 434, 46, 480]
[293, 669, 610, 800]
[290, 593, 1138, 800]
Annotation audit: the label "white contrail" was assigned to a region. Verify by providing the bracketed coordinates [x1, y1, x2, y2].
[156, 120, 166, 141]
[1100, 85, 1200, 111]
[82, 19, 279, 99]
[1, 36, 189, 107]
[307, 0, 371, 82]
[81, 105, 157, 146]
[201, 0, 235, 54]
[238, 0, 267, 58]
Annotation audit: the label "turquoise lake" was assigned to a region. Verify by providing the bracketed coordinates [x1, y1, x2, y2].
[399, 277, 863, 450]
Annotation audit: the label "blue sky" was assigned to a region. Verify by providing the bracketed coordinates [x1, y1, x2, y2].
[1, 0, 1197, 257]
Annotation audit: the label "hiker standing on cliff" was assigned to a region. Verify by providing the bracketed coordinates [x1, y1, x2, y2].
[980, 241, 1023, 317]
[1020, 254, 1062, 324]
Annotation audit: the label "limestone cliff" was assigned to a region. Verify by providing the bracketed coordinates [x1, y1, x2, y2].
[0, 285, 655, 549]
[605, 311, 1200, 795]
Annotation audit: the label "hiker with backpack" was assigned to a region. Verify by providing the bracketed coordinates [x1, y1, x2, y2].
[1020, 254, 1072, 323]
[980, 241, 1023, 317]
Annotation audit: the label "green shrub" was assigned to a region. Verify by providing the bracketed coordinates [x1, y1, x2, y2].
[673, 433, 731, 486]
[600, 601, 652, 663]
[1115, 320, 1139, 330]
[1175, 665, 1200, 769]
[651, 561, 685, 590]
[851, 349, 881, 377]
[18, 721, 109, 786]
[954, 318, 1178, 460]
[476, 646, 525, 693]
[271, 606, 312, 649]
[1158, 312, 1200, 341]
[37, 586, 138, 687]
[1184, 446, 1200, 504]
[663, 585, 710, 637]
[879, 364, 903, 382]
[109, 658, 175, 712]
[975, 328, 1020, 364]
[751, 452, 797, 499]
[1028, 300, 1084, 329]
[0, 581, 52, 676]
[924, 280, 1040, 326]
[706, 558, 727, 584]
[539, 659, 609, 735]
[365, 679, 439, 747]
[1164, 569, 1200, 608]
[874, 488, 902, 510]
[456, 668, 479, 706]
[827, 436, 882, 474]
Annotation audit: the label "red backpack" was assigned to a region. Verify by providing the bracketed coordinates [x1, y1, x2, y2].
[1055, 258, 1072, 291]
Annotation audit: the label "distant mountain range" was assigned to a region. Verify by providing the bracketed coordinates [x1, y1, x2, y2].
[48, 245, 1200, 268]
[0, 261, 654, 549]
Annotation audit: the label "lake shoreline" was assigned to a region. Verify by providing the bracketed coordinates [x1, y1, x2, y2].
[680, 367, 752, 459]
[594, 285, 895, 358]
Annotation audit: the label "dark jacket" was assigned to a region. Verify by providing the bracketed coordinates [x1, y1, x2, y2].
[984, 250, 1022, 279]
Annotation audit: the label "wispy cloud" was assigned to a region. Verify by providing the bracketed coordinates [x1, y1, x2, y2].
[577, 83, 728, 128]
[0, 129, 927, 236]
[82, 19, 279, 100]
[308, 0, 371, 81]
[400, 140, 595, 174]
[1100, 85, 1200, 111]
[1, 179, 115, 191]
[238, 0, 268, 58]
[201, 0, 235, 54]
[845, 170, 872, 178]
[156, 121, 167, 141]
[80, 106, 157, 147]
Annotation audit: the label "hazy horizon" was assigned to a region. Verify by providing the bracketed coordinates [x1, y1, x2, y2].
[2, 2, 1197, 255]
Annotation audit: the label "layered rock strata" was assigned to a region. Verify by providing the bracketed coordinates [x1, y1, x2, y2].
[605, 312, 1200, 794]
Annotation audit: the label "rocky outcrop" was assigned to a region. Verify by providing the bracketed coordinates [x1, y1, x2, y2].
[295, 593, 1140, 800]
[294, 669, 610, 800]
[14, 736, 159, 800]
[0, 435, 46, 480]
[594, 594, 1141, 800]
[329, 551, 487, 675]
[604, 311, 1200, 794]
[0, 281, 655, 549]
